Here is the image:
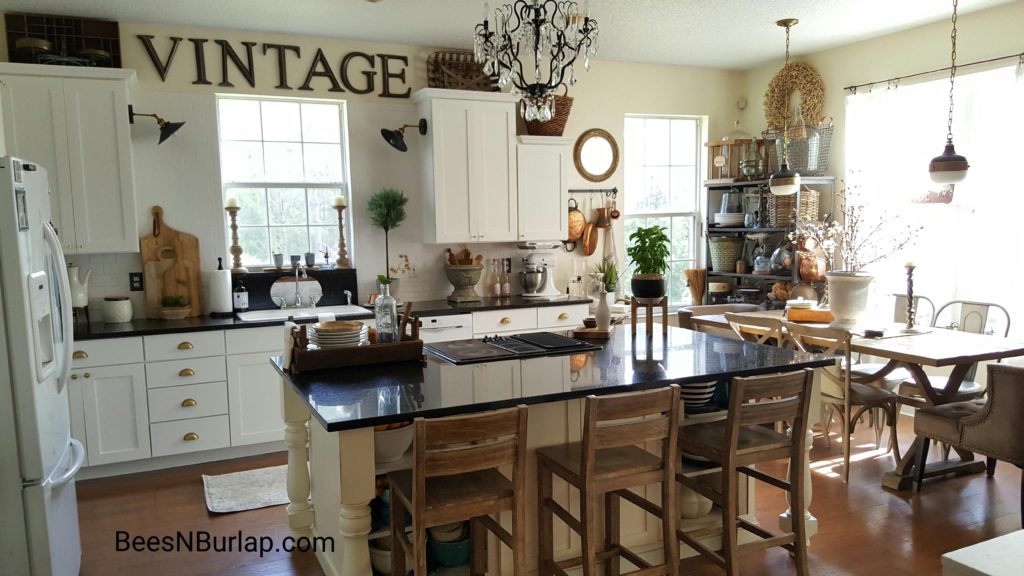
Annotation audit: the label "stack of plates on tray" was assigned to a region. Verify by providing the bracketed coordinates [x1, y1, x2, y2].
[713, 212, 746, 226]
[310, 320, 369, 349]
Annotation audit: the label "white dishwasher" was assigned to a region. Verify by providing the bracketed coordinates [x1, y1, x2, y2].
[416, 313, 473, 343]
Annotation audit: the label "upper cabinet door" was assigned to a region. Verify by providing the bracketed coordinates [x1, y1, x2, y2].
[63, 77, 138, 253]
[428, 98, 475, 243]
[472, 101, 518, 242]
[0, 75, 77, 252]
[517, 139, 571, 241]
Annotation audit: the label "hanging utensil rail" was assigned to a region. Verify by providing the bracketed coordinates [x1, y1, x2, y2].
[569, 187, 618, 198]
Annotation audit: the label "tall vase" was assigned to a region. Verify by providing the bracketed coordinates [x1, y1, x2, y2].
[825, 272, 873, 328]
[596, 286, 611, 331]
[375, 284, 398, 343]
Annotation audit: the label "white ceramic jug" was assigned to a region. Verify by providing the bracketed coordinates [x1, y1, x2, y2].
[596, 286, 611, 331]
[68, 265, 91, 308]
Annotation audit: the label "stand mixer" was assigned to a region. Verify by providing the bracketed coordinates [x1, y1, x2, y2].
[520, 252, 567, 300]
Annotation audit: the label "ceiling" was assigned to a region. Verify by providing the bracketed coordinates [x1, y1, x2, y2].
[4, 0, 1016, 69]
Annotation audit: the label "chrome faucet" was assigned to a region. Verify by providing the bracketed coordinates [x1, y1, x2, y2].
[343, 290, 352, 306]
[292, 263, 307, 307]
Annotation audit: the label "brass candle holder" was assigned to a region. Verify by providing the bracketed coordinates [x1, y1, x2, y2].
[225, 206, 248, 273]
[334, 204, 351, 269]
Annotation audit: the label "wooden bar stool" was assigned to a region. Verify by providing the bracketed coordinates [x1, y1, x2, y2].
[389, 405, 529, 576]
[536, 385, 681, 576]
[676, 369, 814, 576]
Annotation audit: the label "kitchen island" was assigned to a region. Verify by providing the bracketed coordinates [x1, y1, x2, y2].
[273, 324, 832, 575]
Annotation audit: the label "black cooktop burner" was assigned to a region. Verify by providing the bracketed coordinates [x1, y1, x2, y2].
[426, 332, 601, 365]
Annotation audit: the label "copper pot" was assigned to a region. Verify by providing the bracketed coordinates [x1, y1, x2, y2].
[567, 198, 586, 241]
[581, 222, 598, 256]
[799, 255, 828, 282]
[594, 207, 611, 228]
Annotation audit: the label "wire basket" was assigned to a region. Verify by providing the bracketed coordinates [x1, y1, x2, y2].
[708, 236, 744, 272]
[426, 50, 499, 92]
[762, 121, 833, 176]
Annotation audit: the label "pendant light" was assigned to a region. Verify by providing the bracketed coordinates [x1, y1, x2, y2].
[769, 18, 801, 196]
[928, 0, 969, 183]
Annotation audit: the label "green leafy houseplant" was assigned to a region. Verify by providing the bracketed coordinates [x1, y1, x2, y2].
[593, 258, 618, 292]
[367, 188, 408, 280]
[160, 295, 190, 308]
[626, 226, 671, 300]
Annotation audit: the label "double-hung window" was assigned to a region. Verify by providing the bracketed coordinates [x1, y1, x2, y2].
[217, 96, 351, 267]
[623, 115, 702, 306]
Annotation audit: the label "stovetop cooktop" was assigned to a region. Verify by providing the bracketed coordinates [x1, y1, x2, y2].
[425, 332, 602, 365]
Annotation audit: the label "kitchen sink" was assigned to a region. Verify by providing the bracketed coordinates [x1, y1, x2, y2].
[235, 304, 371, 322]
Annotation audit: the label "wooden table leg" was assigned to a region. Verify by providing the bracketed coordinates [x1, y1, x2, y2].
[283, 386, 314, 537]
[631, 297, 638, 336]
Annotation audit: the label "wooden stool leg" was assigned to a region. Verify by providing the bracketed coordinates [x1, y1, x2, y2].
[414, 520, 428, 576]
[471, 516, 487, 575]
[631, 297, 638, 335]
[581, 489, 600, 576]
[513, 482, 527, 576]
[790, 450, 810, 576]
[390, 495, 406, 576]
[537, 460, 554, 576]
[663, 477, 680, 576]
[604, 492, 620, 576]
[722, 468, 739, 576]
[646, 302, 654, 335]
[662, 297, 669, 334]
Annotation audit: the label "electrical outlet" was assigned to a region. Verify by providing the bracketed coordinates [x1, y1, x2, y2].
[129, 272, 144, 291]
[409, 266, 419, 278]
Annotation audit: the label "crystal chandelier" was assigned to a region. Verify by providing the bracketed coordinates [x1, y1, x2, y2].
[474, 0, 599, 122]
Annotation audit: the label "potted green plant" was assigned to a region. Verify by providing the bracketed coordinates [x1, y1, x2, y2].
[627, 225, 671, 302]
[159, 295, 191, 320]
[367, 187, 408, 294]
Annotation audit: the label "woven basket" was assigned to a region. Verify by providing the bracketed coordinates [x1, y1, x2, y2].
[426, 50, 499, 92]
[767, 188, 819, 227]
[708, 237, 744, 272]
[525, 86, 573, 136]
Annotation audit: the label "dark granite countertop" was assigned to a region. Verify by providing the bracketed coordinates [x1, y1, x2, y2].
[273, 324, 832, 432]
[74, 296, 593, 340]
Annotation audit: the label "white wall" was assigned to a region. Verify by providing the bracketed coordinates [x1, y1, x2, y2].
[68, 20, 745, 318]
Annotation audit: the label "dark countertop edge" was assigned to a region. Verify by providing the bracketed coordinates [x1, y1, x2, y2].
[271, 356, 834, 433]
[74, 297, 594, 340]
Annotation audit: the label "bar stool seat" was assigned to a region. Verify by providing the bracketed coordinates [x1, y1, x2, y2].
[389, 468, 514, 522]
[683, 419, 792, 458]
[537, 443, 664, 486]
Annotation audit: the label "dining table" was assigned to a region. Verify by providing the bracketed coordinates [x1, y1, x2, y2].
[688, 310, 1024, 490]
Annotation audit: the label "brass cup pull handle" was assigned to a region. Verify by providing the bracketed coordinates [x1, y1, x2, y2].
[177, 342, 194, 350]
[558, 312, 570, 320]
[83, 373, 91, 379]
[179, 368, 196, 377]
[500, 317, 512, 325]
[183, 432, 199, 441]
[70, 374, 78, 380]
[180, 398, 197, 408]
[72, 351, 88, 360]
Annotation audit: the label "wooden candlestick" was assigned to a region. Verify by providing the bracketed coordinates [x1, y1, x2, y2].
[901, 264, 922, 333]
[225, 206, 248, 273]
[334, 205, 351, 269]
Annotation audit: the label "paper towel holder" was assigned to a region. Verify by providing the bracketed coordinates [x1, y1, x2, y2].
[209, 257, 235, 319]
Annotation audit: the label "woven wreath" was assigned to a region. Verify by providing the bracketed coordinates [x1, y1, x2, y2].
[763, 61, 825, 130]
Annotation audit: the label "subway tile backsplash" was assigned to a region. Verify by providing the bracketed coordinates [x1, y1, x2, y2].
[66, 253, 145, 321]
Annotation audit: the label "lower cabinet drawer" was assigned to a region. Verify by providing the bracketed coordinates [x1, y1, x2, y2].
[537, 304, 590, 329]
[148, 381, 228, 423]
[472, 308, 537, 335]
[146, 356, 227, 389]
[150, 415, 230, 457]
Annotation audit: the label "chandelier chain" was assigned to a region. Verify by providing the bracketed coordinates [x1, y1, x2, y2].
[785, 24, 791, 66]
[947, 0, 958, 141]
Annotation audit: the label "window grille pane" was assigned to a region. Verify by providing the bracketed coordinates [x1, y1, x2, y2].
[268, 188, 308, 226]
[218, 99, 262, 141]
[237, 227, 270, 266]
[227, 188, 268, 226]
[264, 142, 304, 182]
[221, 141, 265, 182]
[307, 188, 343, 225]
[261, 100, 302, 142]
[301, 103, 342, 143]
[270, 226, 311, 257]
[303, 143, 343, 182]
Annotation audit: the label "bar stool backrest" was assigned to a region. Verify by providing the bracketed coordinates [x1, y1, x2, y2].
[724, 369, 815, 460]
[581, 385, 681, 478]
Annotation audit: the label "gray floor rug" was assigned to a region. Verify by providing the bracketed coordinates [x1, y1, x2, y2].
[202, 464, 289, 513]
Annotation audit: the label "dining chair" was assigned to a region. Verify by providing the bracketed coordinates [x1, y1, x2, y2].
[678, 303, 760, 337]
[724, 311, 786, 347]
[783, 321, 902, 483]
[536, 385, 680, 576]
[389, 405, 529, 576]
[912, 364, 1024, 528]
[898, 300, 1011, 406]
[847, 293, 937, 391]
[676, 369, 814, 575]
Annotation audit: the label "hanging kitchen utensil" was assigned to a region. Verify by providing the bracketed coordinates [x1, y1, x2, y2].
[609, 198, 620, 219]
[581, 222, 599, 256]
[567, 197, 586, 241]
[595, 206, 611, 228]
[562, 240, 578, 252]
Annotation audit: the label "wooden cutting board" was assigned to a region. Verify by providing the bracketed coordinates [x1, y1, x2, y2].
[140, 206, 202, 319]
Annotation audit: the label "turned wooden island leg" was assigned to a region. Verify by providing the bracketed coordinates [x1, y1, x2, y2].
[780, 427, 818, 544]
[283, 387, 314, 536]
[337, 427, 374, 576]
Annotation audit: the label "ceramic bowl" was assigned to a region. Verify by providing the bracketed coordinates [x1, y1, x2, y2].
[428, 521, 466, 543]
[582, 317, 597, 328]
[374, 424, 414, 463]
[428, 536, 471, 568]
[680, 381, 717, 409]
[159, 306, 191, 320]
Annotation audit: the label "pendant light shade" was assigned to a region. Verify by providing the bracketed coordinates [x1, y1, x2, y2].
[380, 119, 428, 152]
[769, 163, 801, 196]
[128, 105, 186, 145]
[929, 0, 968, 183]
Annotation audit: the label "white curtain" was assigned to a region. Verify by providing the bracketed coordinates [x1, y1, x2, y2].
[845, 62, 1024, 335]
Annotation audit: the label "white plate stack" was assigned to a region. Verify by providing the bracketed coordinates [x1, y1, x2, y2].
[713, 213, 746, 227]
[310, 320, 369, 349]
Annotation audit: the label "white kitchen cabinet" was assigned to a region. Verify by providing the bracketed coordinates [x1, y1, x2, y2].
[76, 363, 151, 466]
[517, 136, 572, 241]
[415, 88, 519, 243]
[0, 64, 138, 254]
[226, 352, 285, 446]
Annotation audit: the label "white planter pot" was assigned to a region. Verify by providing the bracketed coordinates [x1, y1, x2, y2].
[826, 272, 873, 328]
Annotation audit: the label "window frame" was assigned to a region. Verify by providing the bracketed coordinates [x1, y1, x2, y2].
[216, 94, 354, 268]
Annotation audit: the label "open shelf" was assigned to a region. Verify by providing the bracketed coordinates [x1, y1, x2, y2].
[703, 176, 836, 189]
[707, 226, 789, 234]
[708, 272, 792, 281]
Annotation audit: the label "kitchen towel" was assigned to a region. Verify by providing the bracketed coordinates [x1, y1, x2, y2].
[205, 269, 233, 316]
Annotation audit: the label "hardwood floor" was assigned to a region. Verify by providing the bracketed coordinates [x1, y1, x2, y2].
[77, 419, 1020, 575]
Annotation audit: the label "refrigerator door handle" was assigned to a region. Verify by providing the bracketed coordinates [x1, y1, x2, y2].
[43, 221, 74, 391]
[44, 439, 85, 489]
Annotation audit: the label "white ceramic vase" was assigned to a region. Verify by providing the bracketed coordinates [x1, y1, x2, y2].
[825, 271, 874, 328]
[68, 265, 91, 308]
[596, 286, 611, 330]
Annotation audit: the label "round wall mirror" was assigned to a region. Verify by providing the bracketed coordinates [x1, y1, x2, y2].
[574, 128, 619, 182]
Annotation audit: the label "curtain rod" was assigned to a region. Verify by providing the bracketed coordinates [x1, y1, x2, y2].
[843, 51, 1024, 93]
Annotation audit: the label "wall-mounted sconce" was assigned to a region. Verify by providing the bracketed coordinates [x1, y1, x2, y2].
[380, 119, 428, 152]
[128, 105, 186, 144]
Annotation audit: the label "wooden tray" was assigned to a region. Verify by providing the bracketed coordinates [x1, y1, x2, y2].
[287, 319, 423, 374]
[573, 327, 612, 340]
[786, 307, 835, 323]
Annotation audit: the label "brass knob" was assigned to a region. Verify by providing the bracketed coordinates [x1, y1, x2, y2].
[70, 374, 78, 380]
[558, 312, 570, 320]
[83, 373, 91, 379]
[177, 342, 194, 350]
[500, 317, 512, 325]
[72, 351, 88, 359]
[180, 398, 197, 407]
[179, 368, 196, 377]
[183, 432, 199, 441]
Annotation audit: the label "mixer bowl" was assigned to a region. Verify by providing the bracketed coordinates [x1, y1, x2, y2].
[521, 270, 545, 294]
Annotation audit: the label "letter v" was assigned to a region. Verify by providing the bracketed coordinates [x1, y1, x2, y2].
[137, 35, 182, 82]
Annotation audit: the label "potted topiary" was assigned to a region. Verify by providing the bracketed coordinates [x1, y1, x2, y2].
[159, 295, 191, 320]
[367, 187, 408, 296]
[627, 225, 670, 303]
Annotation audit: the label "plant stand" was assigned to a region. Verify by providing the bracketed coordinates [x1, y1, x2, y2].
[630, 296, 669, 337]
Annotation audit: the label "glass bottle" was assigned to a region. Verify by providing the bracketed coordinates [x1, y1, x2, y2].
[375, 283, 398, 343]
[500, 258, 511, 296]
[490, 259, 501, 297]
[232, 277, 249, 313]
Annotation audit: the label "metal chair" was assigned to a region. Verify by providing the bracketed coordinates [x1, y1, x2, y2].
[848, 293, 937, 391]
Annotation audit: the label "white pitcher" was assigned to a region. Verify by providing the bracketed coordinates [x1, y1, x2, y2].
[68, 265, 91, 308]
